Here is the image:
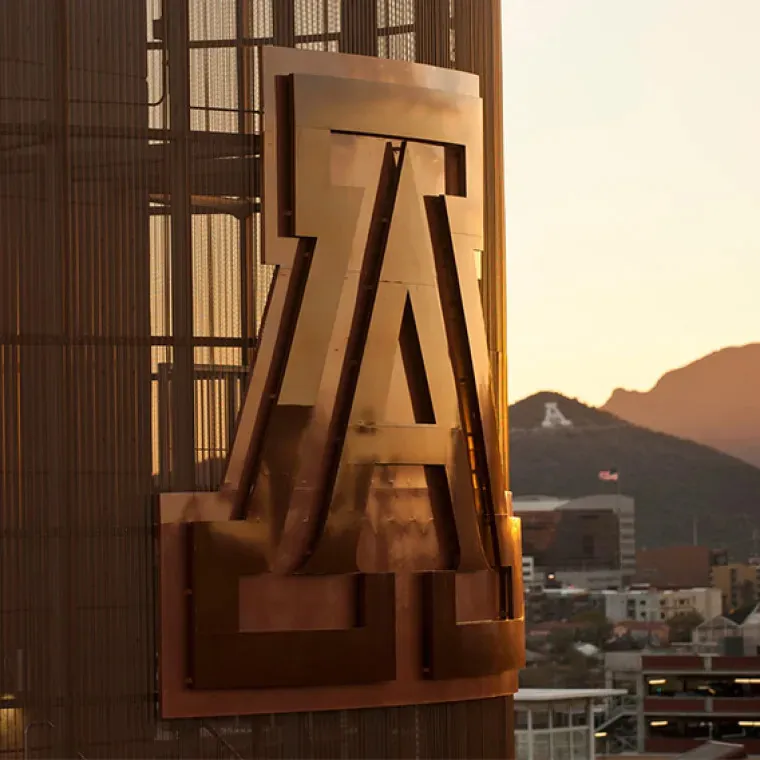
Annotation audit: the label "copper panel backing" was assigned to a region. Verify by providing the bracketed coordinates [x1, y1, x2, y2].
[157, 46, 524, 718]
[189, 521, 396, 689]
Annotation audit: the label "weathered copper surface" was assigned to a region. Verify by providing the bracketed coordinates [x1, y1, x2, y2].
[158, 46, 524, 718]
[190, 521, 396, 689]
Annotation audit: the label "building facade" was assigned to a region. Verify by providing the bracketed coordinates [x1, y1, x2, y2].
[601, 649, 760, 754]
[523, 555, 538, 589]
[514, 495, 636, 590]
[636, 546, 729, 589]
[0, 2, 516, 758]
[514, 688, 626, 760]
[711, 563, 760, 612]
[694, 604, 760, 655]
[604, 588, 723, 624]
[525, 587, 605, 625]
[641, 653, 760, 754]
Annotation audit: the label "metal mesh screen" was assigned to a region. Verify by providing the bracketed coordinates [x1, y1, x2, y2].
[0, 1, 509, 757]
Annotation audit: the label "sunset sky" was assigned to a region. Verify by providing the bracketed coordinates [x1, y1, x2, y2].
[502, 0, 760, 406]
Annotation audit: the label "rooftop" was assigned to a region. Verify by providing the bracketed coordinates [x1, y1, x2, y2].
[513, 493, 634, 513]
[512, 496, 571, 512]
[515, 688, 627, 703]
[726, 602, 760, 625]
[542, 586, 593, 596]
[679, 741, 749, 759]
[604, 587, 714, 596]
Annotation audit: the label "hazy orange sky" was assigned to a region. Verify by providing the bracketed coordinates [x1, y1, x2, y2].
[502, 0, 760, 406]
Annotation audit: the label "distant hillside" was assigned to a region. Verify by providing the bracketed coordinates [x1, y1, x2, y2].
[603, 343, 760, 468]
[508, 392, 760, 559]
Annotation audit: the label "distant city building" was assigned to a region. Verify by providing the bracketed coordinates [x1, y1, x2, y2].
[604, 650, 644, 695]
[603, 587, 722, 624]
[514, 494, 635, 590]
[602, 643, 760, 753]
[635, 545, 728, 589]
[604, 588, 661, 623]
[662, 588, 723, 621]
[515, 688, 626, 760]
[525, 586, 604, 625]
[523, 555, 537, 589]
[556, 569, 627, 592]
[711, 563, 760, 612]
[641, 651, 760, 753]
[693, 602, 760, 655]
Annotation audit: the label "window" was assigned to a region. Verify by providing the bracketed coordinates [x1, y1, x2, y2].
[530, 710, 550, 729]
[551, 709, 571, 728]
[647, 676, 683, 697]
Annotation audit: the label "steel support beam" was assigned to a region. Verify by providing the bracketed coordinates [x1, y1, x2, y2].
[167, 0, 196, 489]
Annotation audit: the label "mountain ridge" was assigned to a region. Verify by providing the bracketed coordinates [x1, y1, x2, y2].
[602, 343, 760, 467]
[508, 391, 760, 558]
[605, 343, 760, 402]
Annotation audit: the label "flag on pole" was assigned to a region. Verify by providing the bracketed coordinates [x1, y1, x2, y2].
[598, 468, 619, 482]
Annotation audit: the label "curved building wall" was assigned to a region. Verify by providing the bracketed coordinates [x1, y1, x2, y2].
[0, 2, 511, 758]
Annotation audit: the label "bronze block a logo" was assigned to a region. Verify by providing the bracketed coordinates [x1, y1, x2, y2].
[157, 47, 524, 718]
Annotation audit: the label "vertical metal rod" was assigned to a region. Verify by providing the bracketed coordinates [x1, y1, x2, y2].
[49, 0, 74, 754]
[15, 649, 24, 693]
[414, 0, 449, 66]
[454, 0, 508, 479]
[548, 705, 555, 758]
[569, 702, 576, 757]
[273, 0, 295, 47]
[167, 0, 196, 490]
[636, 674, 646, 752]
[588, 701, 596, 759]
[340, 0, 378, 56]
[526, 708, 534, 760]
[157, 363, 172, 488]
[236, 0, 255, 366]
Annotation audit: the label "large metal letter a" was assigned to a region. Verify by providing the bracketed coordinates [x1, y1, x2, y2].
[157, 47, 524, 719]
